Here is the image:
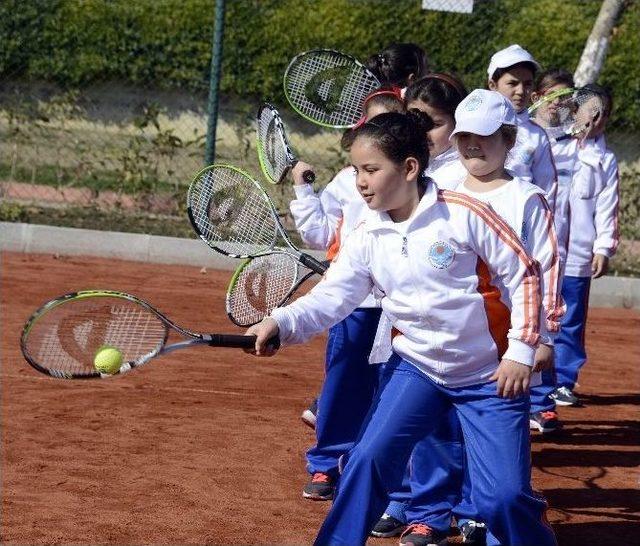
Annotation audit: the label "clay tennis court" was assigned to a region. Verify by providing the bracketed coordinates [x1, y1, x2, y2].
[2, 251, 638, 545]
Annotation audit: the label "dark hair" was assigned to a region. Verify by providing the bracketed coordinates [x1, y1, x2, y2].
[534, 68, 574, 94]
[490, 61, 538, 82]
[351, 110, 434, 174]
[364, 90, 405, 118]
[366, 43, 430, 88]
[404, 73, 468, 117]
[580, 82, 613, 119]
[341, 87, 405, 151]
[499, 125, 518, 149]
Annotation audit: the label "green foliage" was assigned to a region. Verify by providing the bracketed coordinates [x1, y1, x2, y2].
[1, 0, 638, 130]
[619, 165, 640, 241]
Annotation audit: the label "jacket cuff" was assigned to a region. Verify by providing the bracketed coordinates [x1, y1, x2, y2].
[593, 245, 614, 258]
[270, 307, 294, 344]
[293, 184, 316, 199]
[503, 339, 536, 367]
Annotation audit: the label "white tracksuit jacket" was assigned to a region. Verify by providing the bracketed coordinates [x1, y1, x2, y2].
[562, 135, 620, 278]
[456, 178, 564, 345]
[543, 125, 575, 267]
[272, 183, 542, 388]
[507, 111, 558, 213]
[288, 149, 466, 307]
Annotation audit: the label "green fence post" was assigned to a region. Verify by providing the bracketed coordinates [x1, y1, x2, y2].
[204, 0, 226, 166]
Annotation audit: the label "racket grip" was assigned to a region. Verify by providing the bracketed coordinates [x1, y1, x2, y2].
[300, 253, 329, 275]
[302, 169, 316, 184]
[207, 334, 280, 351]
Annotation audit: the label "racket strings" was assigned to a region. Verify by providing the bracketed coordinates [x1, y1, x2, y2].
[228, 253, 300, 326]
[190, 168, 278, 255]
[24, 297, 166, 373]
[257, 109, 289, 182]
[286, 52, 379, 127]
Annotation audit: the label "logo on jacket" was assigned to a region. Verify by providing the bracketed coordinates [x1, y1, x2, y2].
[428, 241, 455, 269]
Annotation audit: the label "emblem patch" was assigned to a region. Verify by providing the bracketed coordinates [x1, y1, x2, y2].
[428, 241, 455, 269]
[464, 93, 483, 111]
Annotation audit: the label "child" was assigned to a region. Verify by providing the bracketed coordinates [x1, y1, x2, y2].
[366, 43, 430, 90]
[247, 109, 557, 546]
[368, 72, 469, 540]
[405, 73, 469, 189]
[289, 87, 404, 501]
[551, 84, 619, 406]
[528, 68, 576, 426]
[488, 44, 558, 211]
[389, 90, 563, 546]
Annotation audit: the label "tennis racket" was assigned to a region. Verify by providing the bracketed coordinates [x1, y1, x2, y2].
[283, 48, 381, 129]
[256, 103, 315, 185]
[528, 87, 575, 128]
[187, 164, 328, 275]
[558, 87, 606, 142]
[226, 252, 318, 327]
[529, 87, 604, 142]
[20, 290, 279, 379]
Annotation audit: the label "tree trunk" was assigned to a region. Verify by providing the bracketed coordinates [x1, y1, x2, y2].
[574, 0, 626, 87]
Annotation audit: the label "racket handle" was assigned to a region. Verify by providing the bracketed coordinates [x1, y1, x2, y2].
[302, 169, 316, 184]
[206, 334, 281, 351]
[300, 253, 329, 275]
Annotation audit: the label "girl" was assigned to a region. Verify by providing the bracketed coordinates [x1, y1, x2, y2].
[487, 44, 558, 212]
[368, 73, 469, 540]
[366, 43, 430, 90]
[388, 90, 563, 546]
[548, 84, 620, 406]
[289, 87, 404, 501]
[527, 68, 576, 427]
[248, 109, 557, 546]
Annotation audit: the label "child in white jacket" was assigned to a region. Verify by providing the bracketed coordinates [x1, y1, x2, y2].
[247, 109, 557, 546]
[488, 44, 558, 212]
[288, 87, 405, 501]
[551, 84, 620, 406]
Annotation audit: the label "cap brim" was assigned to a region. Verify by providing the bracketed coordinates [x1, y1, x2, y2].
[450, 118, 503, 140]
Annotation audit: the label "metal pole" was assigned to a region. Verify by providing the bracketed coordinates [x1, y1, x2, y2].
[204, 0, 226, 165]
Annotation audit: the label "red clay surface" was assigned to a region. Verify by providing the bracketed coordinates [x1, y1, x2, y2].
[2, 251, 639, 545]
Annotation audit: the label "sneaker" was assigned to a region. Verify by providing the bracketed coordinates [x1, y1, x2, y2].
[529, 410, 561, 433]
[301, 398, 318, 429]
[459, 520, 487, 544]
[549, 386, 578, 406]
[302, 472, 334, 500]
[371, 513, 406, 538]
[399, 523, 448, 546]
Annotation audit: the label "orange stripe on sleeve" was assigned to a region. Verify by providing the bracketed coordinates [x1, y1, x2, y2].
[438, 190, 540, 346]
[326, 217, 344, 261]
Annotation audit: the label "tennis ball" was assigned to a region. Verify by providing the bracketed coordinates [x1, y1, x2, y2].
[94, 345, 123, 375]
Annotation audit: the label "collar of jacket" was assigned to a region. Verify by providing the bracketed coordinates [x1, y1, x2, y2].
[364, 180, 439, 234]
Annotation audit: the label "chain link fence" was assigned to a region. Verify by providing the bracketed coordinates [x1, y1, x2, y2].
[1, 0, 638, 274]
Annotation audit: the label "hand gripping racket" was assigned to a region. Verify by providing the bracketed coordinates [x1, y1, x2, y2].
[256, 103, 315, 184]
[187, 164, 328, 275]
[283, 49, 381, 129]
[20, 290, 279, 379]
[226, 252, 319, 327]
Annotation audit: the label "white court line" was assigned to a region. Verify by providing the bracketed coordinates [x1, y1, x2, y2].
[0, 372, 309, 402]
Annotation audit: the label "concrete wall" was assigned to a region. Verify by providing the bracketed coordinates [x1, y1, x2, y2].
[2, 222, 639, 309]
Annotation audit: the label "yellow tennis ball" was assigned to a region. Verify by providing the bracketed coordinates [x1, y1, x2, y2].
[94, 345, 123, 375]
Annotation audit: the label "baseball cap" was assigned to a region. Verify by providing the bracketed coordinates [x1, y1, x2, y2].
[450, 89, 517, 139]
[487, 44, 540, 79]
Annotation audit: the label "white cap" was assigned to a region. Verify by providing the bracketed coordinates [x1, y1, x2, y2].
[450, 89, 517, 139]
[487, 44, 540, 79]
